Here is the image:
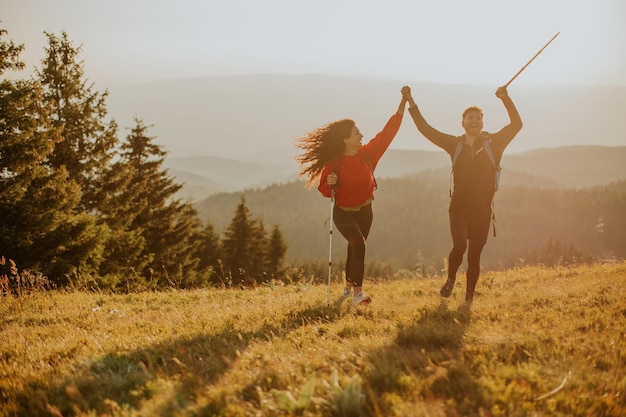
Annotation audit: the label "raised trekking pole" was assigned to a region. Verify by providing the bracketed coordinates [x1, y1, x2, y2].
[505, 32, 560, 87]
[326, 187, 336, 306]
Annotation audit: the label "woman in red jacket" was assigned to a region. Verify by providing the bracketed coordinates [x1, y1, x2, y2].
[295, 90, 407, 305]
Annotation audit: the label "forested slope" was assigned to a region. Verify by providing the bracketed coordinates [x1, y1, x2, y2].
[195, 175, 626, 270]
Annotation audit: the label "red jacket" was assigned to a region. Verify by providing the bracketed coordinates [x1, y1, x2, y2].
[318, 113, 403, 208]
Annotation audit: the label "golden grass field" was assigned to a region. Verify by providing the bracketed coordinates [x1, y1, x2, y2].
[1, 263, 625, 416]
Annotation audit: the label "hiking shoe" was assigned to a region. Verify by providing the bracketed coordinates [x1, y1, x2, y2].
[342, 288, 353, 299]
[353, 291, 371, 306]
[440, 279, 455, 297]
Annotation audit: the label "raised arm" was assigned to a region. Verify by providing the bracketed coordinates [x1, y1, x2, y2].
[492, 86, 523, 148]
[402, 86, 457, 154]
[361, 90, 407, 165]
[396, 92, 408, 116]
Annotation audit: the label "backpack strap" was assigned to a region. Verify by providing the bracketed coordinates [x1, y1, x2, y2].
[482, 140, 496, 166]
[452, 140, 464, 166]
[450, 140, 464, 197]
[359, 149, 377, 190]
[482, 139, 499, 236]
[482, 139, 501, 191]
[491, 199, 497, 237]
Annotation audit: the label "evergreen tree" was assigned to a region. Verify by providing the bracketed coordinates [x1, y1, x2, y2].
[193, 222, 222, 285]
[0, 29, 105, 282]
[251, 219, 269, 278]
[105, 119, 200, 288]
[37, 31, 118, 212]
[97, 152, 150, 288]
[267, 224, 288, 277]
[0, 28, 24, 73]
[154, 202, 201, 288]
[222, 195, 263, 285]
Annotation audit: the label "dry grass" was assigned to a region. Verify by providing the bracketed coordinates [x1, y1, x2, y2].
[1, 263, 625, 416]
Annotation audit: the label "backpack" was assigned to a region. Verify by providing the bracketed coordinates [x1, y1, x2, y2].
[450, 137, 501, 237]
[450, 137, 501, 197]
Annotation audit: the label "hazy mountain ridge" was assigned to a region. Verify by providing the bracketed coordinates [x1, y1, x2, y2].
[106, 74, 626, 164]
[166, 145, 626, 201]
[102, 73, 626, 200]
[502, 145, 626, 188]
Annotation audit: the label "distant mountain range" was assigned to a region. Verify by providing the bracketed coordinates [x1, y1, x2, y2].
[105, 74, 626, 163]
[163, 145, 626, 202]
[101, 73, 626, 200]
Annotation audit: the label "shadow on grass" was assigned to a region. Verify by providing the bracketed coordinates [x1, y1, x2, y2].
[365, 300, 487, 415]
[16, 296, 349, 416]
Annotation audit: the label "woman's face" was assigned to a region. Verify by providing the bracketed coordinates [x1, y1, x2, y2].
[343, 125, 363, 150]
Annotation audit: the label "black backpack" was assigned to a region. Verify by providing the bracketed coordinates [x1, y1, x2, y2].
[450, 137, 501, 197]
[450, 137, 501, 237]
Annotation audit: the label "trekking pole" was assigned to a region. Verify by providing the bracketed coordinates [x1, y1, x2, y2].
[505, 32, 560, 87]
[327, 187, 336, 306]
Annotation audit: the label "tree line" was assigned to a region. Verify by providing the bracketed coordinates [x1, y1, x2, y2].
[0, 29, 286, 290]
[196, 175, 626, 275]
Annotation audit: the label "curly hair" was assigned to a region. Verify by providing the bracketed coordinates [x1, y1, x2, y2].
[294, 118, 354, 188]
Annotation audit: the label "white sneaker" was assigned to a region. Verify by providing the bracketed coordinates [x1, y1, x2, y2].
[342, 288, 352, 299]
[353, 291, 371, 306]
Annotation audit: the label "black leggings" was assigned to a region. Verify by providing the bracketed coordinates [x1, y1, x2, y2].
[333, 203, 373, 288]
[448, 206, 491, 301]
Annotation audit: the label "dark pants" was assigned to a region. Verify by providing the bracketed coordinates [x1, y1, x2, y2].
[333, 203, 373, 288]
[447, 205, 492, 301]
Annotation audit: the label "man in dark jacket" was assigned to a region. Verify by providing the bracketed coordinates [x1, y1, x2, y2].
[402, 85, 522, 304]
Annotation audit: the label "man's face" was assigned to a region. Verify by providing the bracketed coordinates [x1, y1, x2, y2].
[462, 110, 484, 137]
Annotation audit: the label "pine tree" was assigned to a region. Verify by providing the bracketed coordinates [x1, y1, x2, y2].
[267, 224, 288, 277]
[0, 29, 105, 283]
[251, 219, 269, 278]
[104, 119, 200, 288]
[37, 31, 118, 212]
[0, 28, 24, 73]
[216, 197, 289, 285]
[192, 222, 222, 285]
[222, 195, 256, 285]
[97, 156, 150, 288]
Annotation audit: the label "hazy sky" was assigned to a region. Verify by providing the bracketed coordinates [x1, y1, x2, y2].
[2, 0, 625, 87]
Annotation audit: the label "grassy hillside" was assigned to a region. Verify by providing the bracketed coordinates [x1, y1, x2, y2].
[1, 263, 624, 416]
